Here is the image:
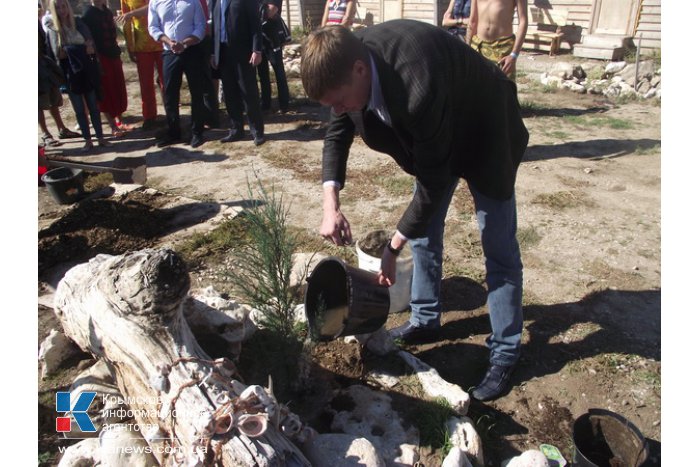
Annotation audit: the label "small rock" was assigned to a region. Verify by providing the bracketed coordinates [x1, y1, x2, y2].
[605, 61, 627, 76]
[503, 450, 549, 467]
[56, 438, 100, 466]
[39, 328, 82, 379]
[584, 168, 593, 174]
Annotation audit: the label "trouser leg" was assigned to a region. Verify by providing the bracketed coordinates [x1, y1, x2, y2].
[469, 183, 523, 366]
[237, 56, 264, 138]
[257, 53, 272, 110]
[182, 44, 207, 135]
[84, 90, 103, 138]
[162, 51, 183, 138]
[136, 51, 157, 120]
[408, 178, 459, 327]
[219, 44, 245, 133]
[269, 48, 289, 111]
[67, 91, 91, 140]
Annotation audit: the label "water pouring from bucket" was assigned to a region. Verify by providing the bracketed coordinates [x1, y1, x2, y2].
[305, 257, 390, 341]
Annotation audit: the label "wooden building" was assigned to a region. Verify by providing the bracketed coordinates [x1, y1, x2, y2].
[284, 0, 660, 57]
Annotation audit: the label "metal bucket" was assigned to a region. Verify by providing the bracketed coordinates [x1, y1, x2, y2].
[573, 408, 648, 466]
[305, 257, 390, 341]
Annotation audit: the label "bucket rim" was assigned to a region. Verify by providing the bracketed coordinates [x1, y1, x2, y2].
[573, 407, 649, 467]
[41, 167, 84, 183]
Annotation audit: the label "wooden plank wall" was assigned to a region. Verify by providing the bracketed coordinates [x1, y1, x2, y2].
[287, 0, 660, 54]
[634, 0, 661, 53]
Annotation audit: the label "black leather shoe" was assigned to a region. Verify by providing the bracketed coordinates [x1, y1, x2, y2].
[190, 133, 205, 148]
[471, 363, 516, 401]
[388, 321, 440, 343]
[156, 134, 181, 148]
[253, 135, 266, 146]
[220, 130, 244, 143]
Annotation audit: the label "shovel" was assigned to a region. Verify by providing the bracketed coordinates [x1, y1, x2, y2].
[45, 156, 147, 184]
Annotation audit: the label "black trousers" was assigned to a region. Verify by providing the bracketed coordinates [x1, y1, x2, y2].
[162, 44, 208, 138]
[257, 47, 289, 111]
[219, 43, 264, 138]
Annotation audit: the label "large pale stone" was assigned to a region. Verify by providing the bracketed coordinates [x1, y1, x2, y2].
[446, 416, 484, 467]
[442, 447, 473, 467]
[604, 61, 627, 76]
[305, 434, 385, 467]
[398, 350, 470, 415]
[329, 385, 419, 466]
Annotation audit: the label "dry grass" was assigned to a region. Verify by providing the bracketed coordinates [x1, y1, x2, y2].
[532, 190, 596, 210]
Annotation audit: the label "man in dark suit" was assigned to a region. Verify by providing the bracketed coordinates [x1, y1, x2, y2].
[209, 0, 266, 146]
[301, 21, 529, 401]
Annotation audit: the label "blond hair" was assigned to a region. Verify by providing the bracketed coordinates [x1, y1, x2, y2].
[300, 25, 368, 101]
[49, 0, 77, 47]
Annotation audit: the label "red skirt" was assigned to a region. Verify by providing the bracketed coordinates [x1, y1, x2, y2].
[97, 54, 128, 117]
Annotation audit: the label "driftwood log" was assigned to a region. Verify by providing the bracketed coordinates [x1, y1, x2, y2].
[54, 248, 311, 466]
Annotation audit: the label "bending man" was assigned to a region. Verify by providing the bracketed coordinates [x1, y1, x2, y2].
[300, 22, 528, 401]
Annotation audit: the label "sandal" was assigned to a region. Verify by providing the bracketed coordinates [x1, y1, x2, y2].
[81, 142, 94, 153]
[111, 128, 126, 138]
[116, 122, 135, 131]
[59, 128, 81, 139]
[41, 134, 62, 147]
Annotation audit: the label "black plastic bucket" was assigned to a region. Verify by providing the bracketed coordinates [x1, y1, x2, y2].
[41, 167, 84, 204]
[305, 257, 390, 341]
[573, 408, 648, 466]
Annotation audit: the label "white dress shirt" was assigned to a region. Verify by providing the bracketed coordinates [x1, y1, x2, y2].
[148, 0, 206, 51]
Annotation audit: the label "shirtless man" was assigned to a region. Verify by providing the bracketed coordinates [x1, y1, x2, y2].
[468, 0, 527, 80]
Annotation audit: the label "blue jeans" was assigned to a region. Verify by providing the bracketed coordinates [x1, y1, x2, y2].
[408, 179, 523, 366]
[67, 89, 103, 140]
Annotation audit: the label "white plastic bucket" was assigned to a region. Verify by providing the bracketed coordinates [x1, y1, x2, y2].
[356, 230, 413, 313]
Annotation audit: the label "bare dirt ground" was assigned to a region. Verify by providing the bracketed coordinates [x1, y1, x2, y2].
[38, 51, 661, 466]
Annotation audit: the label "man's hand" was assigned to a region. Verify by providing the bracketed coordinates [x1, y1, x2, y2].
[498, 54, 516, 76]
[171, 41, 185, 54]
[249, 51, 262, 66]
[377, 247, 397, 287]
[210, 55, 218, 69]
[320, 209, 353, 246]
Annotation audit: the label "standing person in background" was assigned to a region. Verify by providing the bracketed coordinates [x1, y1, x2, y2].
[118, 0, 164, 131]
[148, 0, 210, 148]
[210, 0, 266, 146]
[83, 0, 132, 137]
[45, 0, 109, 152]
[197, 0, 221, 129]
[320, 0, 355, 27]
[257, 0, 290, 113]
[442, 0, 471, 42]
[468, 0, 527, 80]
[38, 2, 81, 146]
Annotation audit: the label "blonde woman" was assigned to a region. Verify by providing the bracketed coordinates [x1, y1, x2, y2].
[45, 0, 109, 152]
[320, 0, 356, 28]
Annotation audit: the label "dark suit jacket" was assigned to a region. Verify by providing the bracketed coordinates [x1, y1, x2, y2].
[209, 0, 262, 65]
[322, 19, 529, 238]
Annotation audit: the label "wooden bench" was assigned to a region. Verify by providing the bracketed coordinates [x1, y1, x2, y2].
[523, 7, 568, 56]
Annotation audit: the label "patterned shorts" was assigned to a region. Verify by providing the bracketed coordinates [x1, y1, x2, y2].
[470, 34, 516, 80]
